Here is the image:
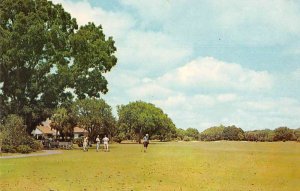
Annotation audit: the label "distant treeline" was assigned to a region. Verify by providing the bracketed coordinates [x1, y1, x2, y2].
[198, 125, 300, 142]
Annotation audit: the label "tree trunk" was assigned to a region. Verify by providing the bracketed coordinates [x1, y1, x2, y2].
[137, 132, 142, 144]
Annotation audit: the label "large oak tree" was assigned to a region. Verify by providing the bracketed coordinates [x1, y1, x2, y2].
[0, 0, 117, 131]
[117, 101, 176, 143]
[71, 98, 116, 142]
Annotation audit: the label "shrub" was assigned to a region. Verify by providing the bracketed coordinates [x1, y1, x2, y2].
[112, 132, 126, 143]
[73, 137, 83, 147]
[274, 127, 293, 141]
[183, 136, 192, 141]
[150, 134, 160, 140]
[0, 115, 42, 153]
[1, 145, 17, 153]
[17, 145, 32, 154]
[30, 140, 44, 151]
[112, 136, 122, 143]
[21, 136, 43, 151]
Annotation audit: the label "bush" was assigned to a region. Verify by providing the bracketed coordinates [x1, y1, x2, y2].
[274, 127, 293, 141]
[17, 145, 32, 154]
[22, 138, 41, 151]
[112, 136, 122, 143]
[112, 132, 126, 143]
[73, 137, 83, 147]
[1, 145, 17, 153]
[31, 140, 44, 151]
[0, 115, 43, 153]
[150, 134, 160, 140]
[183, 136, 192, 141]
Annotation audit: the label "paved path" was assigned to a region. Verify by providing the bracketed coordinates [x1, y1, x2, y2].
[0, 150, 62, 159]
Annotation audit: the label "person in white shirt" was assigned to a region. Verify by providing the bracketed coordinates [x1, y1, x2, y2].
[143, 134, 149, 152]
[96, 135, 100, 152]
[83, 136, 88, 152]
[103, 135, 109, 152]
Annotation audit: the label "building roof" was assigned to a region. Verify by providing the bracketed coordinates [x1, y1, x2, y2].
[73, 126, 88, 133]
[36, 125, 56, 134]
[42, 118, 52, 128]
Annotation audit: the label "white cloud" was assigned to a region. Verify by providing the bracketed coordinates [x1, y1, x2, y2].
[122, 0, 300, 46]
[160, 57, 273, 91]
[118, 31, 192, 74]
[153, 93, 300, 131]
[52, 0, 135, 40]
[217, 93, 237, 102]
[292, 68, 300, 80]
[213, 0, 300, 45]
[127, 82, 173, 100]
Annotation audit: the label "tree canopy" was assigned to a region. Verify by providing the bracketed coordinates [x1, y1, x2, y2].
[0, 0, 117, 131]
[273, 127, 293, 141]
[117, 101, 176, 143]
[185, 127, 199, 140]
[51, 107, 76, 139]
[71, 98, 116, 141]
[200, 125, 225, 141]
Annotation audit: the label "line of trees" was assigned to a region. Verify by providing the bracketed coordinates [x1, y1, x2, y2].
[200, 125, 300, 142]
[1, 97, 299, 154]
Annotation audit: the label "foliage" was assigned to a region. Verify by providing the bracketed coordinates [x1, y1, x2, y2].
[73, 137, 83, 147]
[244, 129, 274, 142]
[175, 128, 186, 140]
[292, 128, 300, 141]
[0, 0, 117, 132]
[183, 136, 192, 141]
[1, 145, 17, 153]
[223, 125, 245, 141]
[185, 128, 199, 140]
[71, 98, 116, 142]
[200, 125, 225, 141]
[200, 125, 244, 141]
[16, 145, 32, 154]
[117, 101, 176, 143]
[51, 107, 76, 139]
[112, 132, 126, 143]
[273, 127, 293, 141]
[0, 115, 42, 153]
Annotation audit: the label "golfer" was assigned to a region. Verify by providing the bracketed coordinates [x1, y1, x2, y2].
[83, 136, 88, 152]
[143, 134, 149, 152]
[103, 135, 109, 152]
[96, 135, 100, 152]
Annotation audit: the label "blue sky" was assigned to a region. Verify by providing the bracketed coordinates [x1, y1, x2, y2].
[53, 0, 300, 131]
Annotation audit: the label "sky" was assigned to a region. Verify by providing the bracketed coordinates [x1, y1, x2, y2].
[52, 0, 300, 131]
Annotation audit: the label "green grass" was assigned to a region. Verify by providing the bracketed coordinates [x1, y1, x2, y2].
[1, 141, 299, 191]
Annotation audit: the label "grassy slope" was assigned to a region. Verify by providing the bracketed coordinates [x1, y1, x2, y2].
[0, 142, 299, 191]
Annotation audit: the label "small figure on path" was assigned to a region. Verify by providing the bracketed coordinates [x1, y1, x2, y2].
[103, 135, 109, 152]
[143, 134, 149, 152]
[83, 136, 88, 152]
[96, 135, 100, 152]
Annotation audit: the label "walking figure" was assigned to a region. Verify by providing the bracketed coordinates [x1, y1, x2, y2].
[96, 135, 100, 152]
[83, 136, 88, 152]
[143, 134, 149, 152]
[103, 135, 109, 152]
